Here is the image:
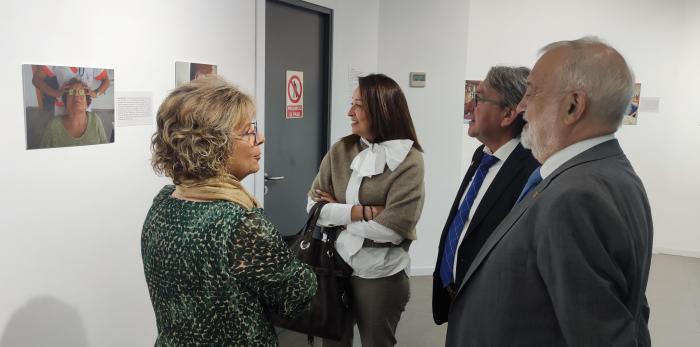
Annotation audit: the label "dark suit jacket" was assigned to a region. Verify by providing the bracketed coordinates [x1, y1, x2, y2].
[432, 142, 538, 324]
[446, 139, 653, 347]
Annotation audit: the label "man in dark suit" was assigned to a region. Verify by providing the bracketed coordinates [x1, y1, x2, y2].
[446, 37, 653, 346]
[432, 66, 538, 324]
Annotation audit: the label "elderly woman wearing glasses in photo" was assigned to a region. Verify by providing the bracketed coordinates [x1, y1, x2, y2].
[39, 78, 108, 148]
[142, 76, 317, 346]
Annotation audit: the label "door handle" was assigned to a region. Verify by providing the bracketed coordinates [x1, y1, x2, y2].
[265, 172, 285, 181]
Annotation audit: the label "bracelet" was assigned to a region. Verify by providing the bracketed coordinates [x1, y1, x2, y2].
[361, 205, 368, 222]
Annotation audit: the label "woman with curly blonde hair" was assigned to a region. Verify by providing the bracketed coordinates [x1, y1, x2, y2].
[142, 75, 317, 347]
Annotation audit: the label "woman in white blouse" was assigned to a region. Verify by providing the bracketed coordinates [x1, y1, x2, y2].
[308, 74, 425, 347]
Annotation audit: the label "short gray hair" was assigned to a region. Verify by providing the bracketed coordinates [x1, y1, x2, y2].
[483, 66, 530, 109]
[540, 36, 635, 128]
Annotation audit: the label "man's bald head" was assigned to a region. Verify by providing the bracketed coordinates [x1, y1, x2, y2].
[539, 37, 635, 129]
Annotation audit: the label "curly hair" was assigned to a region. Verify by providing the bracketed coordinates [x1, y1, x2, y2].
[151, 76, 255, 184]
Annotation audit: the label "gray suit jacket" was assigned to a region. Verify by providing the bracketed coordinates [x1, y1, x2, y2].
[446, 139, 652, 347]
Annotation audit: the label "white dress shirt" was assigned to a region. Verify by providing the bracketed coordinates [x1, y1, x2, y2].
[452, 138, 520, 278]
[307, 138, 413, 279]
[540, 134, 615, 179]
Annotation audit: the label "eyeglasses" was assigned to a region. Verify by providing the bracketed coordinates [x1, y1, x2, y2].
[237, 121, 261, 145]
[66, 88, 90, 96]
[470, 91, 504, 108]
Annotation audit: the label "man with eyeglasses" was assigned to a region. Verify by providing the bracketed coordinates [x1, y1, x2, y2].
[432, 66, 538, 325]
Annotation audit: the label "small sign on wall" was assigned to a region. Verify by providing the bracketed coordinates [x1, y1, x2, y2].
[286, 70, 303, 119]
[409, 72, 426, 87]
[117, 92, 152, 126]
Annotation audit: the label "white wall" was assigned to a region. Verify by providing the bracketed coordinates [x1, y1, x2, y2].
[377, 0, 471, 274]
[463, 0, 700, 256]
[371, 0, 700, 275]
[2, 0, 382, 345]
[660, 0, 700, 256]
[253, 0, 379, 203]
[303, 0, 380, 144]
[0, 1, 256, 346]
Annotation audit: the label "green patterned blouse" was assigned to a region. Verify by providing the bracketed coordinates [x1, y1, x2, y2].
[142, 185, 317, 346]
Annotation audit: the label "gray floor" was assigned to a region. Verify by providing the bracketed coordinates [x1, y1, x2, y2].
[646, 254, 700, 346]
[280, 254, 700, 346]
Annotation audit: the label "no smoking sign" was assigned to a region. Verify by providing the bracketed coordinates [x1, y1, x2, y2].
[286, 71, 303, 119]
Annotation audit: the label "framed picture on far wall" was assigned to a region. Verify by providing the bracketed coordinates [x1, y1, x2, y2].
[175, 61, 218, 87]
[464, 80, 481, 125]
[22, 64, 115, 150]
[623, 83, 641, 125]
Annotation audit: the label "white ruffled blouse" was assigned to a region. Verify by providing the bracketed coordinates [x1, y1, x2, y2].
[306, 137, 414, 278]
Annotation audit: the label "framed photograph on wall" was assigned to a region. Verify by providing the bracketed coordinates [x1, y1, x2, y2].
[464, 80, 481, 125]
[22, 64, 115, 150]
[623, 83, 641, 125]
[175, 61, 218, 87]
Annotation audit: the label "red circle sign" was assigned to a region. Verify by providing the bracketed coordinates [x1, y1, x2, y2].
[287, 75, 302, 104]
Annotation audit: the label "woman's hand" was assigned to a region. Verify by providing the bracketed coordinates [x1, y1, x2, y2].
[313, 189, 337, 203]
[371, 206, 385, 216]
[350, 205, 386, 222]
[313, 189, 386, 222]
[365, 206, 385, 220]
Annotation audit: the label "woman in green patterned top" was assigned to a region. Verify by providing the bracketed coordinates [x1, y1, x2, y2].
[142, 76, 317, 346]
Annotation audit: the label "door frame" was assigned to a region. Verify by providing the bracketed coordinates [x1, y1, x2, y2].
[254, 0, 333, 206]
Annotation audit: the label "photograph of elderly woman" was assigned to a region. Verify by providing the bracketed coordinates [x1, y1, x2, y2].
[22, 64, 115, 149]
[175, 61, 217, 87]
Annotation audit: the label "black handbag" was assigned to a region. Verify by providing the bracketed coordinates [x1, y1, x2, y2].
[270, 202, 353, 341]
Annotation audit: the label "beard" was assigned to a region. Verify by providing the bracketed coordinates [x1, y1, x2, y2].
[521, 123, 538, 155]
[521, 119, 558, 164]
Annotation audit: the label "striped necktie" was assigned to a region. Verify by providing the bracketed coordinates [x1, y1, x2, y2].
[439, 153, 499, 288]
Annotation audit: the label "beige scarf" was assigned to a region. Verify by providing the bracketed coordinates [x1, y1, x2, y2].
[174, 175, 260, 209]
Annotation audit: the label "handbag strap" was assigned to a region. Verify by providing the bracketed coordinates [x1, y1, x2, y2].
[294, 201, 323, 236]
[301, 202, 327, 245]
[300, 203, 348, 275]
[320, 225, 348, 274]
